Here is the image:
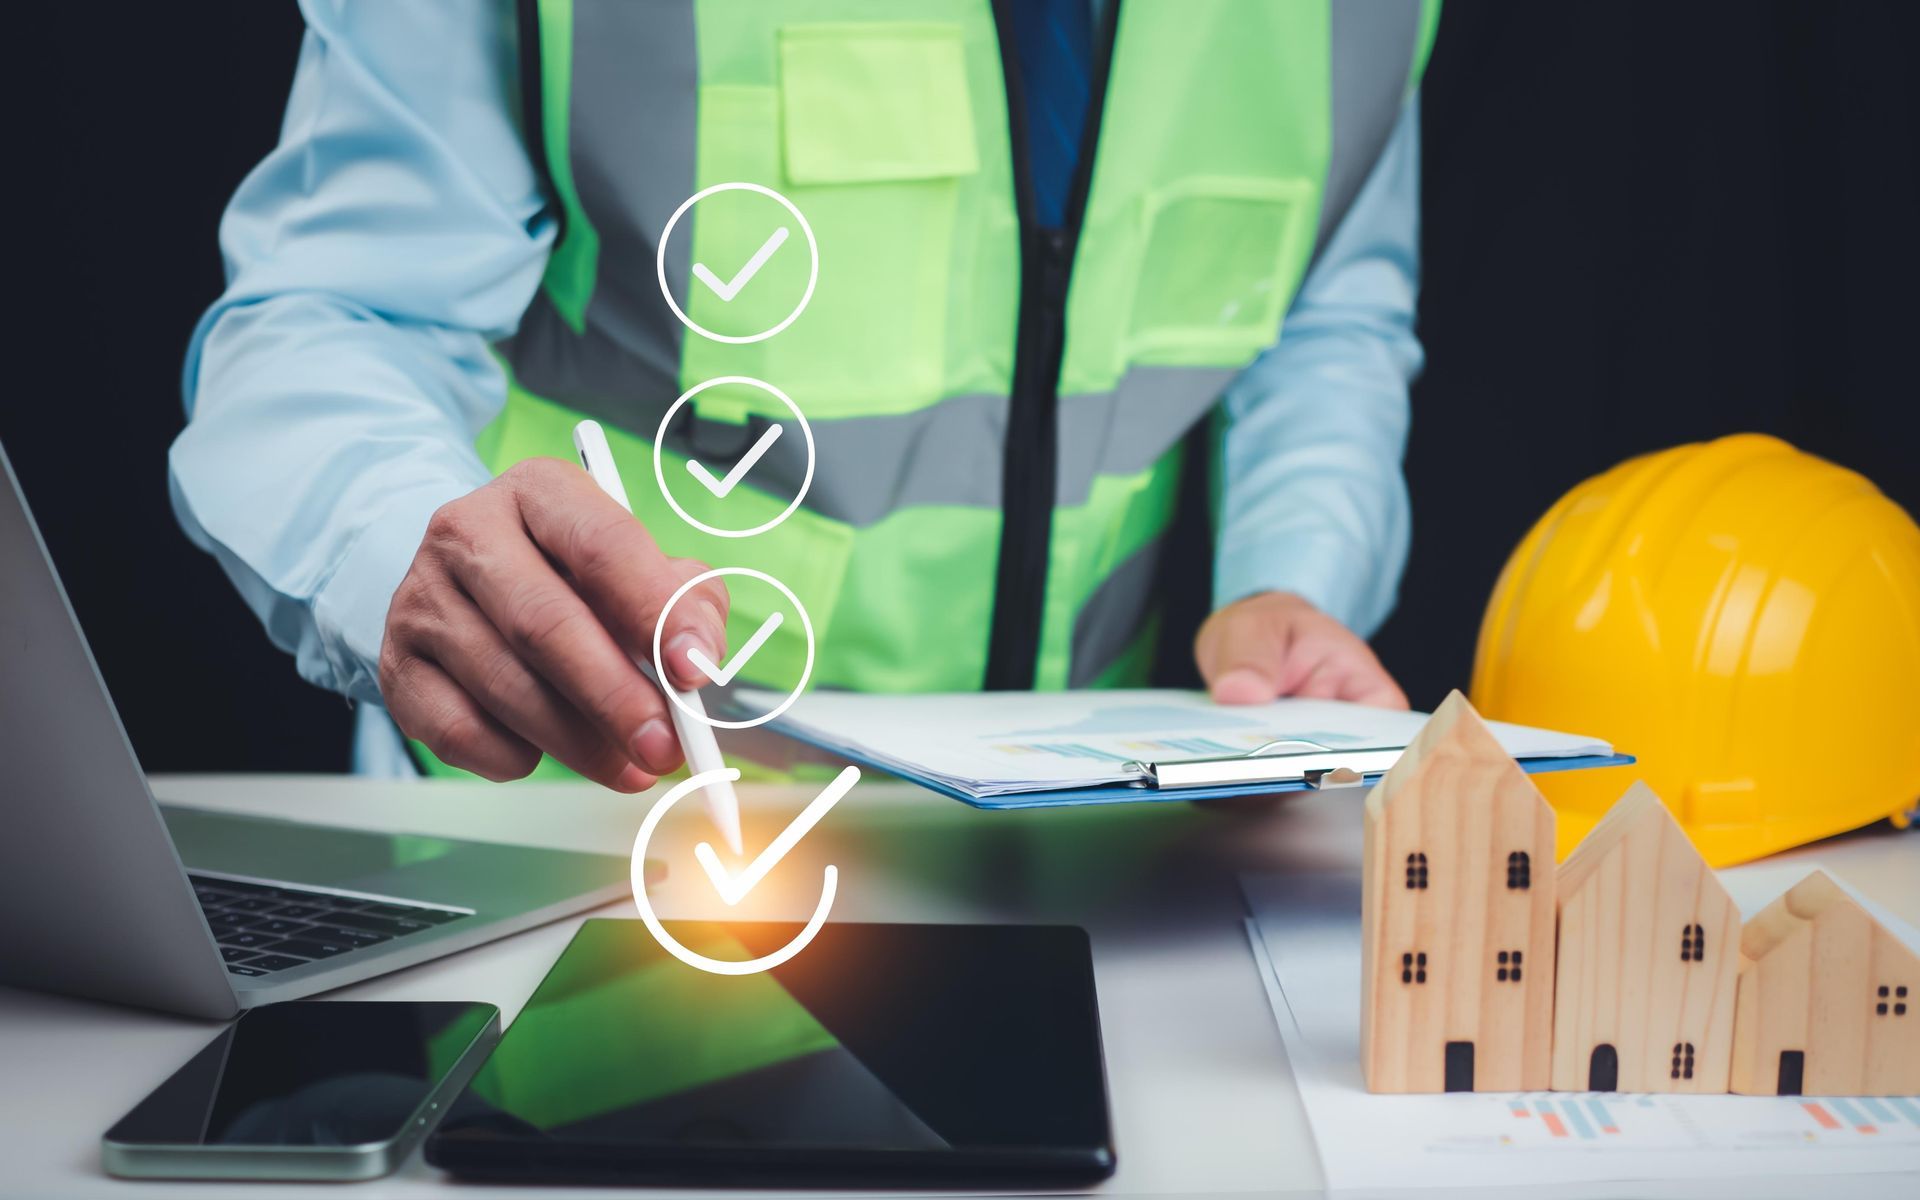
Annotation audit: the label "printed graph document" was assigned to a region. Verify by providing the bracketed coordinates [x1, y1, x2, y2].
[730, 689, 1615, 804]
[1241, 861, 1920, 1196]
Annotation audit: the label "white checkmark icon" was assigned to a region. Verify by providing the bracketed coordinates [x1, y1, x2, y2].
[685, 424, 782, 499]
[685, 611, 783, 688]
[692, 226, 790, 303]
[694, 765, 860, 907]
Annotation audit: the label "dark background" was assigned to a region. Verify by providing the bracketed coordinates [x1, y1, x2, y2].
[20, 2, 1919, 774]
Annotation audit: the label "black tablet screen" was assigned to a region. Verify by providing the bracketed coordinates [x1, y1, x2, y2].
[428, 921, 1111, 1182]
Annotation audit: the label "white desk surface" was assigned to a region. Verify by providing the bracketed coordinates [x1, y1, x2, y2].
[2, 772, 1915, 1199]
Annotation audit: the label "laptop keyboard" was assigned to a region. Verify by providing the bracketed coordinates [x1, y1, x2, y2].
[189, 874, 469, 978]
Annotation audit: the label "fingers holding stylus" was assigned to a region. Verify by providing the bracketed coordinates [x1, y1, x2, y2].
[652, 560, 732, 692]
[381, 459, 690, 780]
[443, 508, 678, 773]
[514, 467, 731, 692]
[405, 586, 662, 791]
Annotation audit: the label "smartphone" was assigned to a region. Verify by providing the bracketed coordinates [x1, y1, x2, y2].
[102, 1000, 499, 1181]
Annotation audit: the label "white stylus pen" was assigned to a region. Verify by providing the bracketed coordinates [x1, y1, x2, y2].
[572, 420, 744, 857]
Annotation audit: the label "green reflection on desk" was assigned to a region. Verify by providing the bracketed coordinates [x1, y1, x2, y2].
[466, 923, 837, 1131]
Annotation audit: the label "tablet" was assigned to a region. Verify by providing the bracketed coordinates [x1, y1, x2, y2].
[425, 920, 1114, 1186]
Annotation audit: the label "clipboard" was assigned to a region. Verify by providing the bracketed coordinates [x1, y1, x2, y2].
[764, 721, 1634, 811]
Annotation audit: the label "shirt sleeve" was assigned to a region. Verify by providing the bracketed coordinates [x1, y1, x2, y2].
[1211, 95, 1424, 640]
[168, 0, 552, 706]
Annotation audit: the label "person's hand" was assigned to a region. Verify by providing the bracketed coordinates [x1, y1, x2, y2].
[378, 458, 729, 790]
[1194, 590, 1408, 709]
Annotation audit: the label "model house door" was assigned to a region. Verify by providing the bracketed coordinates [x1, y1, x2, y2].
[1444, 1041, 1475, 1092]
[1778, 1050, 1805, 1095]
[1589, 1044, 1619, 1091]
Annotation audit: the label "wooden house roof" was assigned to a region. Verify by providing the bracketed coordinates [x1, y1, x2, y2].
[1739, 869, 1914, 962]
[1557, 780, 1707, 896]
[1364, 689, 1545, 823]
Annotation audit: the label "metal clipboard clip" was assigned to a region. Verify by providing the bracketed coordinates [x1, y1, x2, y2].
[1124, 739, 1407, 790]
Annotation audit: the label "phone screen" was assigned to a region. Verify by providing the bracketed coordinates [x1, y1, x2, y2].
[106, 1001, 495, 1148]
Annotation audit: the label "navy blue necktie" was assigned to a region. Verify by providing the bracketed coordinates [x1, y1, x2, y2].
[1011, 0, 1094, 230]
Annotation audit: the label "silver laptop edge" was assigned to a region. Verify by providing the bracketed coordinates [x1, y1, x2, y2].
[0, 439, 628, 1019]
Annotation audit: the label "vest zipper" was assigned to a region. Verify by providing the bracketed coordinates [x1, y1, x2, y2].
[983, 0, 1122, 691]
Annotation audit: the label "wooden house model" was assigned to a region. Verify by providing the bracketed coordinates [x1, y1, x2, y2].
[1729, 869, 1920, 1096]
[1551, 782, 1740, 1092]
[1361, 690, 1556, 1093]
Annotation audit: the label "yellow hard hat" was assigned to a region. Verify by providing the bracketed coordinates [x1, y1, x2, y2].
[1471, 433, 1920, 867]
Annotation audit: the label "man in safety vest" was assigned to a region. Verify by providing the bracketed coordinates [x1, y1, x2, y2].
[172, 1, 1439, 790]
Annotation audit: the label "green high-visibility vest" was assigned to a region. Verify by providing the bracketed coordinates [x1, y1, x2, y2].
[424, 0, 1437, 780]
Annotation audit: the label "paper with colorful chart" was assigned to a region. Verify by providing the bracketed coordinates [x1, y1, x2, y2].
[1242, 861, 1920, 1194]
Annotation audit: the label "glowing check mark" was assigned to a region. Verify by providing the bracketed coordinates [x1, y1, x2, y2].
[685, 611, 782, 688]
[692, 225, 790, 303]
[693, 765, 860, 907]
[686, 424, 782, 499]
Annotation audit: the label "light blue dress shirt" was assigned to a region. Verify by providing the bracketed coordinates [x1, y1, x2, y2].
[170, 0, 1422, 773]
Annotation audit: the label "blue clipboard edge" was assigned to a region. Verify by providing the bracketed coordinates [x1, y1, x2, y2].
[770, 721, 1636, 810]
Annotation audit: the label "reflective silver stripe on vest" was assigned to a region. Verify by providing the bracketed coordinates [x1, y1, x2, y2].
[507, 0, 696, 411]
[1058, 366, 1237, 504]
[532, 363, 1229, 528]
[1069, 532, 1167, 688]
[1313, 0, 1423, 258]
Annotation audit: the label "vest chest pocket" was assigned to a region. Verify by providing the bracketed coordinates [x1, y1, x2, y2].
[780, 23, 979, 185]
[681, 22, 982, 419]
[1067, 175, 1318, 389]
[1126, 176, 1315, 365]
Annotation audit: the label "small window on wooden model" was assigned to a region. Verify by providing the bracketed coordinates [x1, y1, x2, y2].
[1680, 922, 1705, 962]
[1877, 984, 1910, 1017]
[1405, 852, 1429, 890]
[1495, 949, 1524, 982]
[1505, 851, 1531, 890]
[1670, 1042, 1696, 1080]
[1401, 951, 1428, 984]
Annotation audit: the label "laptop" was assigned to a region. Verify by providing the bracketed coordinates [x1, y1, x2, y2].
[0, 441, 630, 1019]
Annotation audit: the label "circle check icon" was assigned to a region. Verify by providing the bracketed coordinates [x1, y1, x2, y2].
[653, 376, 814, 540]
[653, 566, 815, 730]
[657, 181, 819, 344]
[630, 768, 837, 976]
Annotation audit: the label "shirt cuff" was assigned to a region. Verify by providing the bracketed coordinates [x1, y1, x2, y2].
[1214, 529, 1388, 639]
[307, 478, 477, 707]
